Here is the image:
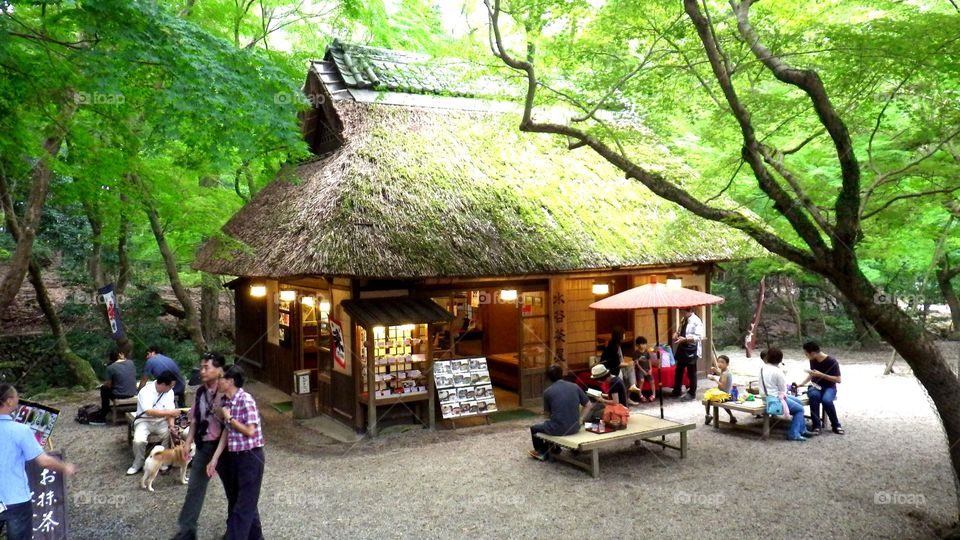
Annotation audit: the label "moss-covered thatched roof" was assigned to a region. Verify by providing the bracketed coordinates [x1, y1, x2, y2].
[194, 100, 758, 279]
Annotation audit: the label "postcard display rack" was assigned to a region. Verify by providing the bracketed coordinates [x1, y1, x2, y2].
[359, 324, 434, 434]
[434, 358, 498, 423]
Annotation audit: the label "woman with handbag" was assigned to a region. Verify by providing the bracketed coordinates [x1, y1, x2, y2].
[759, 348, 816, 441]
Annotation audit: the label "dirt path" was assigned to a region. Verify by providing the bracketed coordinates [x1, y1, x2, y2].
[44, 349, 959, 539]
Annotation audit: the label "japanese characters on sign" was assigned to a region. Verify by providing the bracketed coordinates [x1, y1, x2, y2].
[27, 450, 68, 540]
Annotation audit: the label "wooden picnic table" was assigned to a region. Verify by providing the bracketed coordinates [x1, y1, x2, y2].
[702, 393, 829, 439]
[536, 412, 695, 478]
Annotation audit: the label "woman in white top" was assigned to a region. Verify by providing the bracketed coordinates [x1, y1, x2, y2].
[760, 348, 815, 441]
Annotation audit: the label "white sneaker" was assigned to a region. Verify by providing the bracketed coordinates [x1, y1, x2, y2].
[126, 467, 140, 475]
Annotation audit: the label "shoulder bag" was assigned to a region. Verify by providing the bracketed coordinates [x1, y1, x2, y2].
[760, 367, 783, 416]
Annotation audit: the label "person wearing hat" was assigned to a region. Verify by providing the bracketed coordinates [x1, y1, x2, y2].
[528, 364, 594, 461]
[590, 363, 627, 407]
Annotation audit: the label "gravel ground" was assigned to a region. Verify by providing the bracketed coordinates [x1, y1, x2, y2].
[47, 347, 959, 539]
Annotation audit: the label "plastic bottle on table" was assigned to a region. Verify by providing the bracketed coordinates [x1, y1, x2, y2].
[598, 419, 605, 432]
[730, 384, 739, 401]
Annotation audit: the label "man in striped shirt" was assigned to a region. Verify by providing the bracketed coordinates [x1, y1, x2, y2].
[206, 365, 264, 540]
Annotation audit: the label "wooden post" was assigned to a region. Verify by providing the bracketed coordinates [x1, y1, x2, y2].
[426, 324, 435, 430]
[366, 326, 377, 437]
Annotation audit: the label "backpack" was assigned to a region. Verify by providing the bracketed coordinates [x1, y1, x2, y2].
[75, 404, 101, 424]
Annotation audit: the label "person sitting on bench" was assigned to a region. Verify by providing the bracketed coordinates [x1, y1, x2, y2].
[94, 349, 137, 425]
[127, 371, 179, 475]
[528, 364, 594, 461]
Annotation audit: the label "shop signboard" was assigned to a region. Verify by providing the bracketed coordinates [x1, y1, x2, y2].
[26, 450, 69, 540]
[434, 358, 497, 419]
[14, 399, 61, 448]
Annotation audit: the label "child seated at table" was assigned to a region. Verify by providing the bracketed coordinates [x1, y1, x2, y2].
[630, 337, 655, 402]
[704, 355, 737, 425]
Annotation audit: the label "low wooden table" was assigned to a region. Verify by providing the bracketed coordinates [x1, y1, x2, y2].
[536, 413, 695, 478]
[702, 393, 829, 439]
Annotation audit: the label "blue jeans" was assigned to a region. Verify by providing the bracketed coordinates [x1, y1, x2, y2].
[0, 501, 33, 540]
[785, 396, 805, 439]
[807, 386, 840, 430]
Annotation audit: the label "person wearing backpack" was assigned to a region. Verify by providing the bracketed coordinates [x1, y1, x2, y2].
[171, 352, 226, 540]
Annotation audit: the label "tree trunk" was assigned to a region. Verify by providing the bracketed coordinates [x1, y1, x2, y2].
[938, 262, 960, 338]
[82, 200, 134, 355]
[140, 184, 207, 353]
[0, 99, 76, 312]
[1, 172, 97, 387]
[835, 268, 960, 519]
[838, 294, 882, 348]
[27, 260, 97, 387]
[200, 272, 220, 344]
[116, 202, 130, 295]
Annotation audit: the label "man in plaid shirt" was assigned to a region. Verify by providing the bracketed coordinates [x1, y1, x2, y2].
[207, 365, 264, 540]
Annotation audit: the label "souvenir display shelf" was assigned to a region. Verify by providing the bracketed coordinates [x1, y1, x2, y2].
[359, 324, 430, 404]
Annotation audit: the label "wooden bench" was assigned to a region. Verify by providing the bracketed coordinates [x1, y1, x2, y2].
[487, 353, 520, 391]
[110, 397, 138, 425]
[536, 413, 696, 478]
[125, 409, 189, 447]
[702, 393, 831, 439]
[125, 412, 167, 447]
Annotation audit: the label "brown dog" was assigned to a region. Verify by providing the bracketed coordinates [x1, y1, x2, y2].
[141, 442, 194, 492]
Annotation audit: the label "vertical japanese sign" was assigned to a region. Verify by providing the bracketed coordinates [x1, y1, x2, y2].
[27, 450, 68, 540]
[330, 316, 346, 371]
[98, 283, 124, 339]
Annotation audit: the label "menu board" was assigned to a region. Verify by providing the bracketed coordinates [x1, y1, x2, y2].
[27, 450, 69, 540]
[435, 358, 497, 419]
[15, 399, 60, 448]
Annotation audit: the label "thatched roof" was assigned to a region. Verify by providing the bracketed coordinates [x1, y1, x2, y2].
[194, 98, 758, 279]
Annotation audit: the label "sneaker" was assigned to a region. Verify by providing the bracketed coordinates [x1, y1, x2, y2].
[126, 467, 141, 475]
[627, 399, 641, 406]
[801, 431, 818, 438]
[728, 416, 738, 425]
[628, 385, 642, 394]
[832, 427, 845, 435]
[88, 419, 106, 426]
[527, 450, 547, 461]
[680, 394, 695, 402]
[704, 415, 713, 426]
[786, 435, 808, 442]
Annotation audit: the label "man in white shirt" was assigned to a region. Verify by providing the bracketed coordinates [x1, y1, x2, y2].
[670, 306, 704, 401]
[127, 371, 179, 475]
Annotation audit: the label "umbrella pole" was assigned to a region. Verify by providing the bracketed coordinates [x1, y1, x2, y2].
[654, 308, 664, 420]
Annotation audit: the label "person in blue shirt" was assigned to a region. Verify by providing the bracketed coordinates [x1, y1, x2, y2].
[0, 384, 77, 540]
[140, 345, 186, 407]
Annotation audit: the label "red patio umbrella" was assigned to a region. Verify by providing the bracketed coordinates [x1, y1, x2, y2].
[589, 280, 724, 418]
